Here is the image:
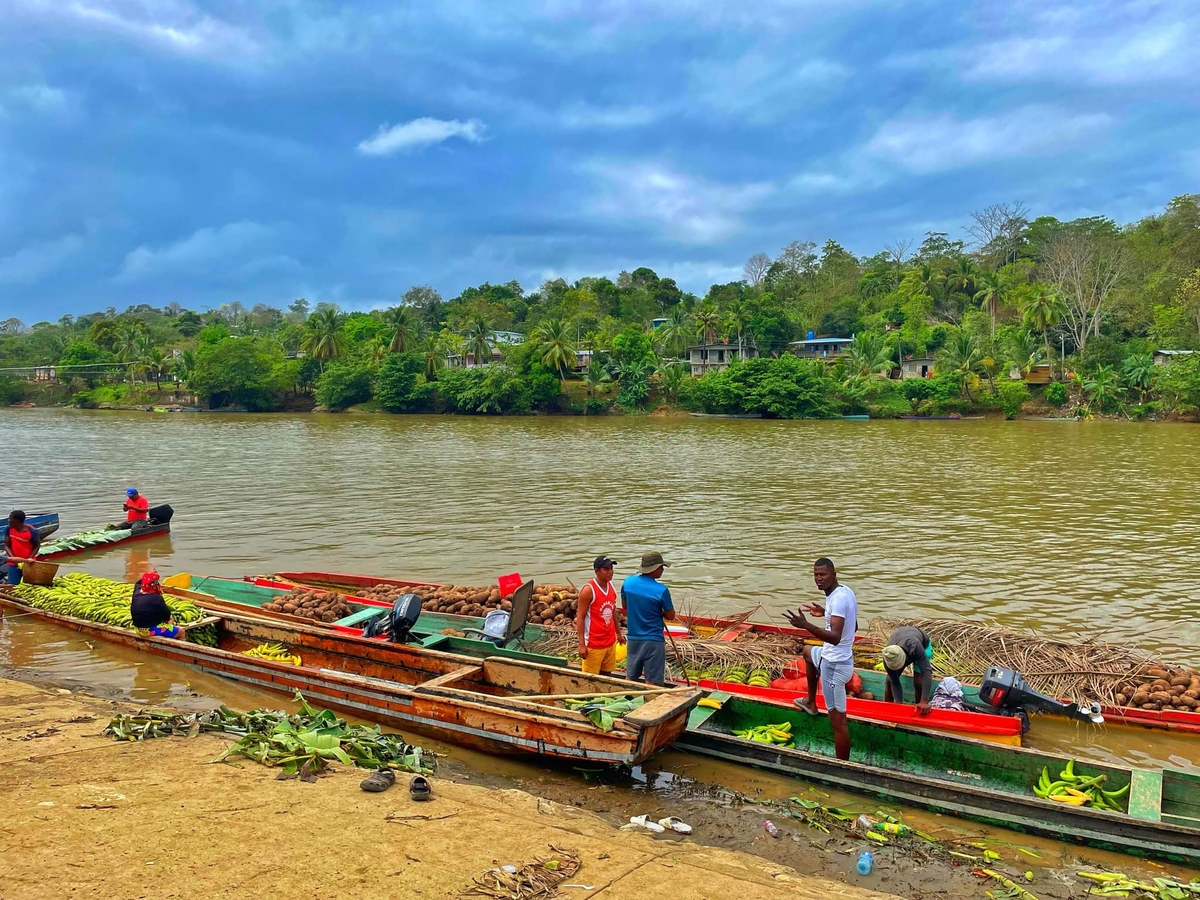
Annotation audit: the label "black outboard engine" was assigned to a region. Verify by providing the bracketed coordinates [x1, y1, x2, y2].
[148, 504, 174, 524]
[388, 593, 422, 643]
[978, 666, 1104, 725]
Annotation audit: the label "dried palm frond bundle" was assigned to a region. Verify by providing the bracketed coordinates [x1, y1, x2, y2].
[870, 617, 1198, 710]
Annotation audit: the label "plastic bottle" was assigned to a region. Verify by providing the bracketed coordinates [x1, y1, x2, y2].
[872, 822, 909, 836]
[856, 814, 875, 831]
[856, 851, 873, 875]
[764, 820, 780, 838]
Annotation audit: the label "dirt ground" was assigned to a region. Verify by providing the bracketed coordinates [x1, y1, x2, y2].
[0, 677, 897, 900]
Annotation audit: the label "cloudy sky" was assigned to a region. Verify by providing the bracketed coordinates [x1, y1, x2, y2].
[1, 1, 1197, 319]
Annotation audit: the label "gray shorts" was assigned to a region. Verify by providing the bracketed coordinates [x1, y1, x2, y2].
[810, 645, 853, 713]
[625, 640, 667, 684]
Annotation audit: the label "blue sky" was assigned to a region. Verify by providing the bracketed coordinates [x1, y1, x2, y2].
[1, 1, 1197, 320]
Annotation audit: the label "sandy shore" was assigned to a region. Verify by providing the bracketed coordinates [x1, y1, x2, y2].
[1, 677, 897, 900]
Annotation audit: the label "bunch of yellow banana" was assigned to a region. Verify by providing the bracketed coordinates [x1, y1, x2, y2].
[242, 642, 302, 665]
[733, 721, 793, 744]
[1033, 760, 1129, 811]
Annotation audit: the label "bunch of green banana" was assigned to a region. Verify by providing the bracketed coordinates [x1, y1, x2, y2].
[1032, 760, 1129, 811]
[9, 574, 208, 638]
[242, 642, 302, 665]
[747, 668, 771, 688]
[733, 721, 793, 744]
[724, 666, 748, 685]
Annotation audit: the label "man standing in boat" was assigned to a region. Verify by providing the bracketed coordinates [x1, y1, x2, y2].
[575, 556, 623, 675]
[3, 510, 41, 585]
[783, 558, 857, 761]
[621, 551, 677, 685]
[123, 488, 149, 525]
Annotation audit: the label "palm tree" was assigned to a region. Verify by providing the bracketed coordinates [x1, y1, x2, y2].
[724, 294, 750, 352]
[1121, 353, 1155, 402]
[655, 360, 689, 403]
[915, 263, 945, 298]
[115, 323, 144, 363]
[653, 305, 694, 359]
[462, 315, 493, 367]
[581, 359, 612, 397]
[1004, 330, 1040, 376]
[845, 332, 894, 378]
[936, 329, 982, 401]
[973, 271, 1006, 339]
[367, 336, 390, 366]
[301, 307, 347, 371]
[1085, 365, 1121, 411]
[531, 317, 577, 387]
[139, 348, 170, 387]
[693, 305, 722, 345]
[175, 349, 196, 384]
[384, 305, 423, 353]
[947, 258, 978, 296]
[1020, 284, 1067, 378]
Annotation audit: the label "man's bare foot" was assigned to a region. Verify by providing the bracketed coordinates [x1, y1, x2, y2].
[794, 698, 819, 715]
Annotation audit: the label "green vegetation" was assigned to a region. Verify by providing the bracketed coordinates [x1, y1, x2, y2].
[2, 195, 1199, 419]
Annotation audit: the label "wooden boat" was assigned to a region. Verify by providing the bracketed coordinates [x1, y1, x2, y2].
[252, 572, 1020, 744]
[899, 414, 962, 420]
[0, 590, 699, 766]
[0, 512, 58, 541]
[270, 570, 1200, 738]
[40, 522, 170, 560]
[680, 691, 1200, 864]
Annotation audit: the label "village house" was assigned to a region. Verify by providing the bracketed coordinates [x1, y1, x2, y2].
[687, 343, 758, 376]
[1153, 349, 1197, 366]
[789, 334, 853, 360]
[445, 331, 527, 368]
[899, 357, 935, 379]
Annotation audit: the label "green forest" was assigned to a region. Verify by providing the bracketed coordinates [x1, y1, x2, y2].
[3, 194, 1199, 420]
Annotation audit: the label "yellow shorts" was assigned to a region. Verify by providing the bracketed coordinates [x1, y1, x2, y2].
[581, 643, 619, 674]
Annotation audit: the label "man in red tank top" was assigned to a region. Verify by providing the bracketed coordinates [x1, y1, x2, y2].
[574, 556, 623, 675]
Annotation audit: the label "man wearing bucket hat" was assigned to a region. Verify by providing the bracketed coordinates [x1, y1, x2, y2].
[620, 551, 677, 685]
[881, 625, 934, 716]
[123, 488, 149, 524]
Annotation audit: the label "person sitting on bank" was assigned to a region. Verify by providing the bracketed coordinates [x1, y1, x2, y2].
[4, 510, 41, 586]
[123, 488, 149, 525]
[575, 555, 623, 676]
[783, 557, 857, 761]
[620, 551, 676, 685]
[882, 625, 934, 716]
[130, 571, 180, 638]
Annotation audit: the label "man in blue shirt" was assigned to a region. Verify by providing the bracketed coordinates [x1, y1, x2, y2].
[620, 551, 677, 684]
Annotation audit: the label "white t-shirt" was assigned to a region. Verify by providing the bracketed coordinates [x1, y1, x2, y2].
[820, 584, 857, 664]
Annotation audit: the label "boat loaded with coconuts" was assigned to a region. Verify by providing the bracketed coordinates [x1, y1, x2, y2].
[262, 569, 1200, 739]
[0, 577, 699, 767]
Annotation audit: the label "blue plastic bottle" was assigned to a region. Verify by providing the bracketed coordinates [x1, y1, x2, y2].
[856, 851, 873, 875]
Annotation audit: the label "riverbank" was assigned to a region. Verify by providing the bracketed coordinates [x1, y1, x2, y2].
[0, 677, 899, 900]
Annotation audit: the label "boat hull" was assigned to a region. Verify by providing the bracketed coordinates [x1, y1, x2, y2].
[41, 523, 170, 560]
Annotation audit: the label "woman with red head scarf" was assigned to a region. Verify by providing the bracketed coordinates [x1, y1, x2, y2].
[130, 571, 180, 638]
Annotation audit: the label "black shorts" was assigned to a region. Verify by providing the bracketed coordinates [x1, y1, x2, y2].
[625, 640, 667, 684]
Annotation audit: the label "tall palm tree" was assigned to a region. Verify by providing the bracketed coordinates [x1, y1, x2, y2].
[531, 317, 577, 387]
[301, 307, 347, 371]
[914, 263, 946, 298]
[367, 336, 390, 365]
[175, 348, 196, 384]
[384, 305, 423, 353]
[462, 315, 493, 367]
[1004, 329, 1040, 376]
[139, 348, 170, 387]
[693, 305, 722, 345]
[653, 305, 694, 359]
[1020, 284, 1067, 378]
[581, 359, 612, 397]
[973, 271, 1006, 339]
[845, 332, 894, 378]
[947, 258, 978, 296]
[936, 329, 982, 401]
[115, 323, 144, 363]
[723, 294, 750, 352]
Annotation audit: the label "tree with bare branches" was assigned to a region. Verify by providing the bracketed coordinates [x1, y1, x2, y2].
[743, 252, 771, 287]
[968, 201, 1030, 269]
[1040, 232, 1126, 356]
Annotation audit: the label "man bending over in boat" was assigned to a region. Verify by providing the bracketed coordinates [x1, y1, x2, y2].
[882, 625, 933, 716]
[783, 558, 857, 761]
[576, 556, 623, 675]
[130, 571, 180, 638]
[4, 510, 41, 586]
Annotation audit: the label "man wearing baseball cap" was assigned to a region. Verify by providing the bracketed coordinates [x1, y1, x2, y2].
[881, 624, 934, 716]
[620, 551, 677, 685]
[123, 488, 149, 524]
[574, 556, 623, 675]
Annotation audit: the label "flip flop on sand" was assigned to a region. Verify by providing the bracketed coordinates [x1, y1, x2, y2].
[793, 698, 819, 716]
[359, 768, 396, 793]
[410, 775, 433, 801]
[626, 815, 666, 833]
[657, 816, 692, 834]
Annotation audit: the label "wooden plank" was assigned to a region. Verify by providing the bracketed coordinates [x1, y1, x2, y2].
[1129, 769, 1164, 822]
[622, 690, 702, 728]
[419, 665, 482, 688]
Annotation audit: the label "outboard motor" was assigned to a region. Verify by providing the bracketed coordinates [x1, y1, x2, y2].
[388, 593, 422, 643]
[148, 504, 174, 524]
[978, 666, 1104, 725]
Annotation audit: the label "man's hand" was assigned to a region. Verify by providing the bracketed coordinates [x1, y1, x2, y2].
[804, 603, 824, 617]
[783, 609, 809, 630]
[617, 631, 625, 646]
[916, 699, 931, 717]
[578, 642, 588, 659]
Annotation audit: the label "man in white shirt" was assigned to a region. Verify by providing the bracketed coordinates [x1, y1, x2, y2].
[783, 557, 857, 760]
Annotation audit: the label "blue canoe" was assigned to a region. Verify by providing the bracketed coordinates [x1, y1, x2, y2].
[0, 512, 59, 542]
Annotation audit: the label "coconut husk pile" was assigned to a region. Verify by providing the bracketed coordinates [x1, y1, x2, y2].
[872, 617, 1200, 711]
[459, 845, 581, 899]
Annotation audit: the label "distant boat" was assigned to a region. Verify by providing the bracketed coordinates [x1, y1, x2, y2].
[900, 415, 962, 421]
[840, 414, 869, 420]
[689, 412, 762, 419]
[1024, 416, 1080, 422]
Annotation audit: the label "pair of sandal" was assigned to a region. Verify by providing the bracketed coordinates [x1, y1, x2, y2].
[360, 768, 432, 800]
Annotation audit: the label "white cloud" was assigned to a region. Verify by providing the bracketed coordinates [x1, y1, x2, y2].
[356, 117, 486, 156]
[0, 232, 85, 284]
[864, 106, 1113, 174]
[116, 220, 279, 282]
[690, 53, 849, 120]
[556, 102, 660, 130]
[583, 159, 774, 243]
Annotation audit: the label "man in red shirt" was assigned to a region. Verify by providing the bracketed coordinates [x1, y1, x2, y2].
[4, 510, 41, 585]
[574, 556, 623, 675]
[123, 488, 149, 523]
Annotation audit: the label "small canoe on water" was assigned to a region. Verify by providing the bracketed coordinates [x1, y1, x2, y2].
[0, 589, 699, 766]
[38, 506, 174, 560]
[237, 572, 1021, 745]
[681, 692, 1200, 865]
[272, 570, 1200, 739]
[0, 512, 59, 542]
